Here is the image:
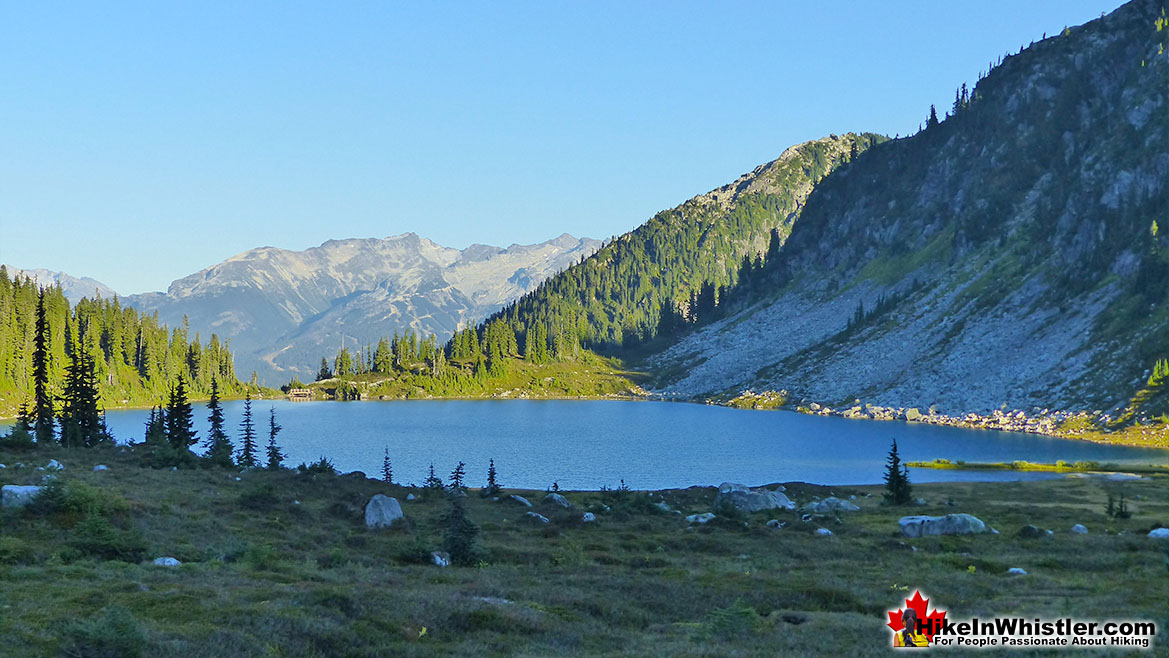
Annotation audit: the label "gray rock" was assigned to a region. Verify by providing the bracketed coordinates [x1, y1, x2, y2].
[581, 512, 596, 523]
[507, 495, 533, 508]
[714, 482, 795, 513]
[1, 485, 44, 509]
[914, 498, 928, 506]
[364, 494, 405, 529]
[766, 519, 786, 529]
[431, 551, 451, 567]
[1017, 524, 1043, 538]
[1148, 528, 1169, 539]
[45, 459, 63, 471]
[899, 514, 988, 538]
[815, 528, 833, 536]
[906, 408, 923, 422]
[802, 497, 861, 514]
[1070, 524, 1087, 535]
[153, 557, 181, 567]
[686, 512, 716, 524]
[0, 464, 6, 469]
[93, 464, 109, 472]
[654, 500, 672, 513]
[544, 493, 572, 508]
[406, 493, 416, 501]
[524, 512, 550, 524]
[1007, 567, 1027, 576]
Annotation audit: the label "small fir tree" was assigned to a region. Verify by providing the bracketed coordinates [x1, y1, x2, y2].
[440, 494, 483, 566]
[424, 463, 444, 490]
[317, 357, 331, 381]
[144, 406, 167, 445]
[165, 378, 197, 452]
[236, 393, 259, 468]
[265, 407, 285, 469]
[381, 447, 393, 484]
[449, 461, 466, 490]
[482, 458, 501, 497]
[883, 438, 913, 505]
[205, 379, 235, 467]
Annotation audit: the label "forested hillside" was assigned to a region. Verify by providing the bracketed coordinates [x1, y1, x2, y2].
[483, 134, 885, 353]
[0, 266, 249, 417]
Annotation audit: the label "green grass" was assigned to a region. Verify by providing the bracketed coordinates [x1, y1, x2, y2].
[908, 458, 1169, 476]
[0, 444, 1166, 656]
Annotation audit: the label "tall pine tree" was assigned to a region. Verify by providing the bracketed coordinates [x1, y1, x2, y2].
[165, 378, 197, 452]
[59, 335, 109, 448]
[32, 289, 55, 444]
[265, 407, 285, 469]
[205, 379, 234, 467]
[883, 438, 913, 505]
[236, 393, 258, 468]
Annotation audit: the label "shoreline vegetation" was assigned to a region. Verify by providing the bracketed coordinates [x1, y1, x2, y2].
[0, 443, 1165, 656]
[907, 459, 1169, 476]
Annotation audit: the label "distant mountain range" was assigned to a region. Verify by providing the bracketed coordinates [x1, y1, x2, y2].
[1, 266, 118, 305]
[115, 233, 599, 385]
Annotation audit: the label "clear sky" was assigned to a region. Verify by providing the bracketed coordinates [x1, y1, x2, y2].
[0, 0, 1124, 295]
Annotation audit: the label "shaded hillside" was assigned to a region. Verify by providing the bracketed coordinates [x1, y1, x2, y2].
[486, 133, 885, 351]
[651, 0, 1169, 416]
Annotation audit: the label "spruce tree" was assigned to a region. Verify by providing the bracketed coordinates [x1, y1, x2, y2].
[5, 401, 35, 445]
[59, 336, 109, 448]
[883, 438, 913, 505]
[165, 378, 197, 451]
[204, 379, 234, 467]
[32, 289, 55, 444]
[317, 357, 331, 381]
[236, 393, 259, 468]
[927, 104, 940, 129]
[144, 406, 168, 445]
[440, 493, 483, 566]
[382, 447, 393, 483]
[424, 463, 444, 490]
[482, 458, 501, 497]
[449, 461, 466, 490]
[265, 407, 285, 469]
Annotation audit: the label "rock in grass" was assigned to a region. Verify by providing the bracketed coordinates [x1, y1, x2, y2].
[431, 551, 451, 567]
[654, 500, 672, 513]
[524, 512, 550, 524]
[1017, 524, 1043, 538]
[1, 485, 44, 509]
[802, 497, 861, 514]
[1071, 524, 1087, 535]
[686, 512, 716, 525]
[406, 493, 416, 501]
[581, 512, 596, 523]
[152, 557, 181, 567]
[714, 483, 795, 513]
[1007, 567, 1027, 576]
[507, 495, 533, 508]
[364, 494, 405, 529]
[544, 493, 572, 509]
[899, 514, 987, 538]
[766, 519, 786, 529]
[815, 528, 833, 536]
[1149, 528, 1169, 539]
[93, 464, 109, 472]
[45, 459, 63, 471]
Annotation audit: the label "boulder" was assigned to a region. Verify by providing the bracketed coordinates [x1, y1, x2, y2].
[802, 497, 861, 514]
[524, 512, 550, 524]
[364, 494, 405, 529]
[543, 493, 572, 509]
[431, 551, 451, 567]
[1007, 567, 1027, 576]
[654, 501, 672, 513]
[93, 465, 109, 472]
[1070, 524, 1087, 535]
[766, 519, 786, 529]
[1017, 524, 1043, 538]
[714, 482, 795, 513]
[1, 485, 44, 509]
[152, 557, 181, 567]
[906, 408, 923, 422]
[581, 512, 596, 523]
[899, 514, 988, 538]
[686, 512, 716, 524]
[405, 493, 416, 501]
[45, 459, 63, 471]
[507, 495, 533, 508]
[815, 528, 833, 536]
[1149, 528, 1169, 539]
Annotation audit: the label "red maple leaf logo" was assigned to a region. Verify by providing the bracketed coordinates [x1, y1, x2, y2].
[887, 590, 947, 641]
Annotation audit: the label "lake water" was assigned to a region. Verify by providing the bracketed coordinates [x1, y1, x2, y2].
[6, 400, 1166, 489]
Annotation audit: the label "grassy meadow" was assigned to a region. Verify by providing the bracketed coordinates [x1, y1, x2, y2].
[0, 444, 1166, 657]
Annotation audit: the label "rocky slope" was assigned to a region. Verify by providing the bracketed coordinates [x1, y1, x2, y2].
[126, 233, 599, 384]
[650, 0, 1168, 417]
[1, 266, 117, 305]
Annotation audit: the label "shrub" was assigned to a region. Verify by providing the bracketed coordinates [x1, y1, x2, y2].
[297, 456, 336, 475]
[25, 480, 128, 521]
[238, 484, 279, 510]
[0, 536, 35, 565]
[68, 513, 147, 563]
[395, 537, 434, 565]
[61, 607, 147, 658]
[705, 599, 762, 638]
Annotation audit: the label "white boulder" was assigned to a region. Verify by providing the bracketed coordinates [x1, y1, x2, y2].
[815, 528, 833, 536]
[802, 497, 861, 514]
[153, 557, 181, 567]
[1, 485, 44, 508]
[1007, 567, 1027, 576]
[581, 512, 596, 523]
[45, 459, 63, 471]
[1148, 528, 1169, 539]
[524, 512, 550, 524]
[431, 551, 451, 567]
[714, 483, 795, 513]
[686, 512, 716, 524]
[93, 464, 109, 472]
[364, 494, 405, 529]
[899, 514, 988, 538]
[507, 495, 533, 508]
[1070, 524, 1087, 535]
[544, 493, 572, 508]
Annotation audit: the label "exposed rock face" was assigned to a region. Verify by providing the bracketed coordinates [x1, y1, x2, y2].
[364, 494, 405, 529]
[650, 1, 1169, 416]
[714, 483, 796, 513]
[1, 265, 117, 304]
[125, 233, 599, 384]
[1, 485, 43, 509]
[899, 514, 988, 538]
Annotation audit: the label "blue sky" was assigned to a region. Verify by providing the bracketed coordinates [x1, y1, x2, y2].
[0, 1, 1123, 294]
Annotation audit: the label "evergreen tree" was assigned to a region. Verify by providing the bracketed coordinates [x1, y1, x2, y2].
[381, 446, 393, 484]
[59, 335, 109, 448]
[317, 357, 332, 381]
[449, 461, 466, 490]
[32, 289, 55, 444]
[424, 463, 444, 490]
[204, 379, 234, 467]
[236, 393, 259, 468]
[440, 493, 483, 566]
[883, 438, 913, 505]
[482, 458, 501, 497]
[5, 401, 35, 445]
[927, 104, 940, 129]
[144, 406, 167, 445]
[165, 378, 197, 452]
[265, 407, 285, 469]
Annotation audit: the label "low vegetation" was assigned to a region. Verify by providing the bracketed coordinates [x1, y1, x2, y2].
[0, 444, 1165, 656]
